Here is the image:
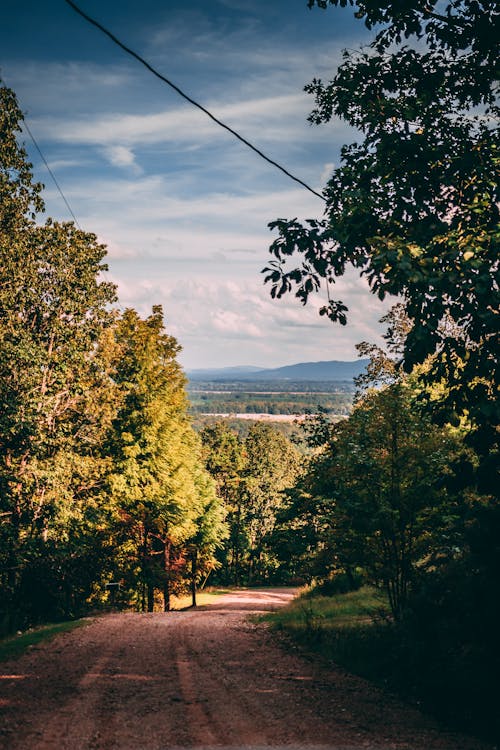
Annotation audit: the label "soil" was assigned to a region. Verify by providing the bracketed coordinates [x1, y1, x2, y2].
[0, 588, 492, 749]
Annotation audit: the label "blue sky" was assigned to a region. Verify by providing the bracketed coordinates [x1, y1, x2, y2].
[1, 0, 391, 369]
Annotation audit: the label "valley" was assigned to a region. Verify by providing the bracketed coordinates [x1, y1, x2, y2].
[186, 359, 365, 425]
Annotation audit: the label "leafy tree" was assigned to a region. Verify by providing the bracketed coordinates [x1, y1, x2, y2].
[201, 421, 303, 583]
[0, 84, 118, 629]
[0, 83, 226, 628]
[263, 1, 499, 487]
[283, 309, 464, 618]
[108, 307, 225, 611]
[184, 467, 228, 606]
[200, 421, 246, 584]
[0, 83, 43, 235]
[313, 382, 460, 619]
[243, 423, 302, 581]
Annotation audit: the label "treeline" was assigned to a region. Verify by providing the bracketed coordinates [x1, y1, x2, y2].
[0, 86, 227, 632]
[199, 309, 499, 737]
[188, 380, 356, 393]
[200, 421, 301, 584]
[193, 415, 303, 442]
[189, 391, 353, 416]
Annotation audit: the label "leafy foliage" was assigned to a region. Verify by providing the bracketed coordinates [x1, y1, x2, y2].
[108, 307, 226, 611]
[0, 84, 227, 629]
[263, 0, 499, 480]
[0, 86, 119, 628]
[201, 420, 302, 584]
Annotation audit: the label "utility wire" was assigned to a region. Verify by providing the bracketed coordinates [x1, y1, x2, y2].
[21, 118, 82, 229]
[0, 73, 82, 228]
[64, 0, 326, 202]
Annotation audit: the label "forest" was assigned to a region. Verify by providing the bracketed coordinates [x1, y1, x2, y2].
[0, 0, 499, 736]
[0, 84, 227, 629]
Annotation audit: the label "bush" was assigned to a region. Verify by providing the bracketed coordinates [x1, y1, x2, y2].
[311, 570, 364, 597]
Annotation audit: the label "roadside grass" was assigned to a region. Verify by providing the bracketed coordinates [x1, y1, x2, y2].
[0, 619, 87, 663]
[264, 585, 394, 679]
[266, 585, 498, 743]
[267, 585, 387, 631]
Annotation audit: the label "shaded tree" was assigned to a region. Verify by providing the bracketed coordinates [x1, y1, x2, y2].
[243, 423, 302, 581]
[263, 1, 499, 489]
[200, 421, 246, 584]
[0, 84, 118, 629]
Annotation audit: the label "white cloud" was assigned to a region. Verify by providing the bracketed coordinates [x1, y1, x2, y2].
[2, 1, 378, 370]
[109, 271, 391, 370]
[102, 145, 141, 172]
[32, 94, 315, 147]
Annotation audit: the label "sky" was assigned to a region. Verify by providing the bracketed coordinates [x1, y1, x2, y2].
[1, 0, 392, 370]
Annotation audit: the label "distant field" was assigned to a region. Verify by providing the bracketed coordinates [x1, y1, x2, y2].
[196, 412, 308, 422]
[187, 378, 355, 417]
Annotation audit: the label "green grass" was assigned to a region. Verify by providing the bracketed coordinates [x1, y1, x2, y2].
[266, 585, 387, 632]
[265, 586, 498, 742]
[0, 619, 88, 663]
[264, 586, 395, 687]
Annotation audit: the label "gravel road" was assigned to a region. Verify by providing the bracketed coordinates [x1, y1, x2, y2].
[0, 588, 491, 749]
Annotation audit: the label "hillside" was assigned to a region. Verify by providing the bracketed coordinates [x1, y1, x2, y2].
[187, 359, 368, 382]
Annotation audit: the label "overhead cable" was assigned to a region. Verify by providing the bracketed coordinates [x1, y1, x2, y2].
[63, 0, 326, 202]
[0, 73, 81, 228]
[22, 118, 82, 229]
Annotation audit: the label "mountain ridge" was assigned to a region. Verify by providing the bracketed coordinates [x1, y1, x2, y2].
[187, 359, 368, 382]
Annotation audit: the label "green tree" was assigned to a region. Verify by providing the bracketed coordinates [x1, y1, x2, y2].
[314, 382, 459, 619]
[109, 307, 224, 611]
[0, 84, 118, 629]
[184, 467, 228, 606]
[263, 1, 499, 488]
[200, 421, 246, 584]
[243, 423, 302, 581]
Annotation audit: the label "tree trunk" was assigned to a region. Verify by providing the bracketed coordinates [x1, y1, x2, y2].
[163, 540, 171, 612]
[191, 549, 198, 608]
[147, 582, 155, 612]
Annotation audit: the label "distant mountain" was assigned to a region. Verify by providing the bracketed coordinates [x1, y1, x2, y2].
[187, 365, 265, 380]
[187, 359, 368, 382]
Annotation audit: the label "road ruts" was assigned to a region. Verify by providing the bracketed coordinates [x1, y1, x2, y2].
[0, 588, 492, 750]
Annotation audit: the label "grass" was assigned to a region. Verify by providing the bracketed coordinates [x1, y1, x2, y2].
[265, 585, 387, 633]
[0, 619, 88, 663]
[266, 585, 499, 743]
[264, 585, 401, 690]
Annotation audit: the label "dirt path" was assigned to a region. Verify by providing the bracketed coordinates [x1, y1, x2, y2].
[0, 588, 491, 749]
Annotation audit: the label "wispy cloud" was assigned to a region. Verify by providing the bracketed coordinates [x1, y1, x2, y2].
[32, 93, 318, 147]
[3, 0, 376, 369]
[101, 145, 141, 172]
[111, 271, 391, 369]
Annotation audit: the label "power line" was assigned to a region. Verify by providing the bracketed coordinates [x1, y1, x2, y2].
[0, 73, 82, 227]
[21, 118, 82, 229]
[63, 0, 326, 202]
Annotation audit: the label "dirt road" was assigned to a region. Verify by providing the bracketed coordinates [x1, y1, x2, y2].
[0, 589, 491, 749]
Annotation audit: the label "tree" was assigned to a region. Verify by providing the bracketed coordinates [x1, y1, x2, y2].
[0, 84, 43, 236]
[200, 421, 246, 584]
[0, 84, 119, 629]
[184, 467, 228, 606]
[108, 307, 225, 611]
[263, 1, 499, 488]
[0, 82, 226, 628]
[314, 382, 460, 619]
[243, 423, 302, 581]
[282, 308, 465, 618]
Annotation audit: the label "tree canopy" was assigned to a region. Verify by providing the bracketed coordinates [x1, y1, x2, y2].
[263, 0, 499, 483]
[0, 83, 226, 628]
